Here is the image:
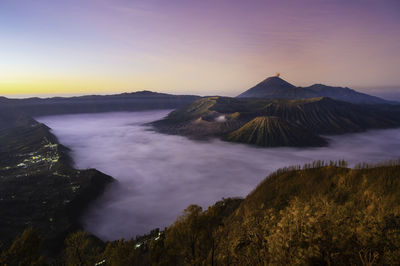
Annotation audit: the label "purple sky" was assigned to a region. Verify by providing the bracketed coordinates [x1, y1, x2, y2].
[1, 0, 399, 97]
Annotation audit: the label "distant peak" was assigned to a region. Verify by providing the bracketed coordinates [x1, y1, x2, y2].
[259, 76, 295, 87]
[130, 90, 163, 96]
[237, 75, 296, 98]
[263, 76, 280, 81]
[135, 90, 155, 94]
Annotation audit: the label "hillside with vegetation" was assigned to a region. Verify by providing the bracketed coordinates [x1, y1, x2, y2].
[0, 113, 114, 253]
[3, 160, 400, 265]
[153, 96, 400, 147]
[216, 160, 400, 265]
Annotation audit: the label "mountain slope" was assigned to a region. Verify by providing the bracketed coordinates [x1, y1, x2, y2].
[238, 76, 318, 99]
[0, 111, 37, 130]
[153, 96, 400, 147]
[263, 97, 399, 134]
[0, 114, 114, 250]
[215, 161, 400, 265]
[306, 84, 389, 104]
[226, 116, 327, 147]
[237, 76, 392, 104]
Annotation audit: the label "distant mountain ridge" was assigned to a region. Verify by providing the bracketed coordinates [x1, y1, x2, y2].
[238, 76, 392, 104]
[0, 91, 200, 117]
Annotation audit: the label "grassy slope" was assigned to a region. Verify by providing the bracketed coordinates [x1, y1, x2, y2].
[216, 161, 400, 264]
[236, 163, 400, 216]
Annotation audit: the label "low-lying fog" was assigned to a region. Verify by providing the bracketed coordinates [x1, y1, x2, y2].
[38, 111, 400, 240]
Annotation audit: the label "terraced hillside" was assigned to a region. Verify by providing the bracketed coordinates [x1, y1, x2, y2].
[153, 96, 400, 147]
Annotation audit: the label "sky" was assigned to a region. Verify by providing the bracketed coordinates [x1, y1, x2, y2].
[1, 0, 400, 97]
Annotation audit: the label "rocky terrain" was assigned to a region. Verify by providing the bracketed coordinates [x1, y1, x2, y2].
[153, 96, 400, 147]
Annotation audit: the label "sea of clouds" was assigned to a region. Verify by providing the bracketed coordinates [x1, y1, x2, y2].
[38, 111, 400, 240]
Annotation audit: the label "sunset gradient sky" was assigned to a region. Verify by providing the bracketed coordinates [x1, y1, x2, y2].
[1, 0, 399, 97]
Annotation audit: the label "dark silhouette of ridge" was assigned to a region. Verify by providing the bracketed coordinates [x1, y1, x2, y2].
[238, 76, 393, 104]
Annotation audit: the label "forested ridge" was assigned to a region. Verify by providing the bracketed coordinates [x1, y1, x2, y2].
[2, 160, 400, 265]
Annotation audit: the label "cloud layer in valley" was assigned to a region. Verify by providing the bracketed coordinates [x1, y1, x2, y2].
[38, 111, 400, 240]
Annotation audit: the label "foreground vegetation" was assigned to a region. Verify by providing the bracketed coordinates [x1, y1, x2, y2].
[2, 160, 400, 265]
